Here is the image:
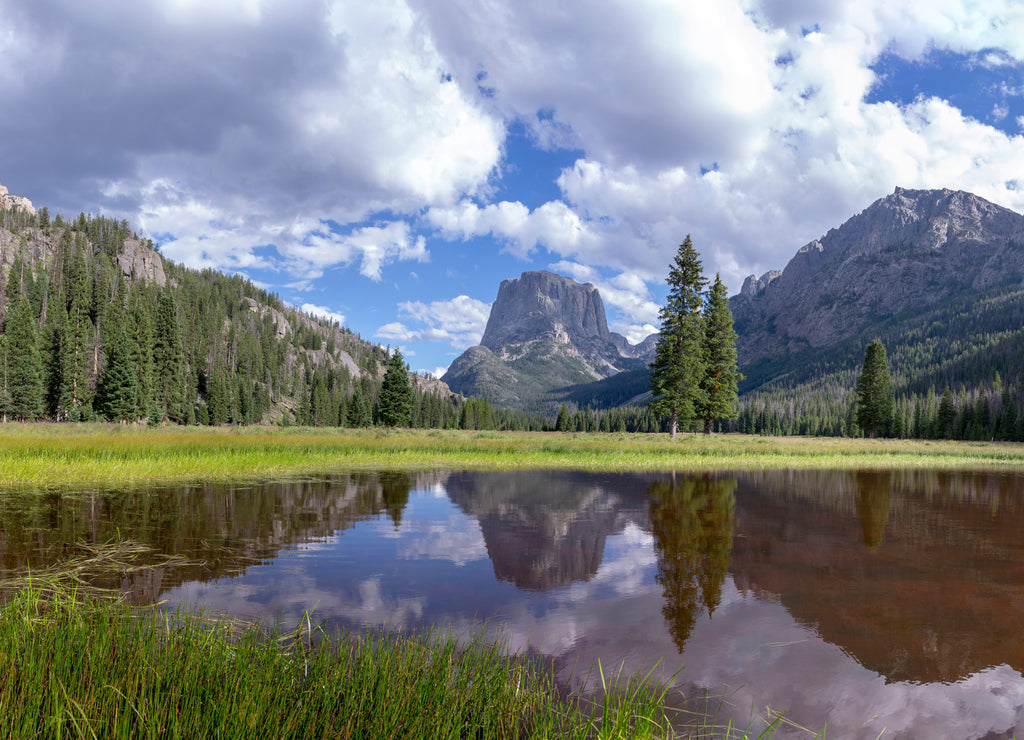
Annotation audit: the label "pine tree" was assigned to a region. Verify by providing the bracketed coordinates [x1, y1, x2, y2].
[153, 292, 186, 422]
[96, 325, 139, 423]
[346, 387, 370, 428]
[855, 340, 894, 437]
[554, 402, 571, 432]
[128, 289, 157, 422]
[650, 236, 707, 438]
[378, 349, 412, 427]
[4, 294, 45, 421]
[697, 274, 741, 434]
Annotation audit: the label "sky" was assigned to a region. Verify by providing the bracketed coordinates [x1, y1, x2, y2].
[3, 1, 1024, 377]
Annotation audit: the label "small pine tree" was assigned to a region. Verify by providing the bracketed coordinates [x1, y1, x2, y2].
[153, 292, 186, 423]
[378, 350, 412, 427]
[96, 326, 139, 423]
[347, 387, 371, 428]
[555, 402, 571, 432]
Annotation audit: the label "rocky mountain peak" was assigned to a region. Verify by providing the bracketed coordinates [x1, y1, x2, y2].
[443, 270, 657, 411]
[731, 187, 1024, 364]
[480, 270, 611, 350]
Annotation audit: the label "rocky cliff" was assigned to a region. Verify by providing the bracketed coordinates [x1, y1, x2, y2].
[443, 271, 656, 411]
[732, 187, 1024, 365]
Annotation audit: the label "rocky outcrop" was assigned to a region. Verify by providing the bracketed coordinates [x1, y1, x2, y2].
[731, 187, 1024, 364]
[116, 239, 167, 287]
[0, 183, 35, 215]
[444, 271, 656, 411]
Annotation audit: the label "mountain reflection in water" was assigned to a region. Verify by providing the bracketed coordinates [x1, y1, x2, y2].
[3, 469, 1024, 737]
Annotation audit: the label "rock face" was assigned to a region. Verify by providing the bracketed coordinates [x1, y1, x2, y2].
[0, 183, 36, 215]
[443, 271, 656, 411]
[481, 271, 613, 353]
[731, 187, 1024, 365]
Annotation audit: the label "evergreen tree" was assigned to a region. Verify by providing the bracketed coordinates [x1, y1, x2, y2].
[936, 388, 957, 439]
[554, 402, 571, 432]
[650, 236, 707, 438]
[128, 289, 157, 422]
[697, 274, 741, 434]
[153, 292, 186, 422]
[378, 349, 412, 427]
[346, 387, 371, 428]
[855, 340, 894, 437]
[96, 326, 139, 423]
[4, 294, 45, 421]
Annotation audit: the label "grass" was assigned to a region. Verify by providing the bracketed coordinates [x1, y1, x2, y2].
[0, 423, 1022, 491]
[0, 572, 682, 739]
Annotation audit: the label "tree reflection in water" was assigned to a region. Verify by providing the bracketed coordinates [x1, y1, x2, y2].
[648, 473, 737, 651]
[855, 470, 892, 550]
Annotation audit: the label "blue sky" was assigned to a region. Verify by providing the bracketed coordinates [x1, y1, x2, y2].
[3, 1, 1024, 377]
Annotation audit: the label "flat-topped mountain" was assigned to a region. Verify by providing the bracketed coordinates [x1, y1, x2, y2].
[443, 271, 656, 411]
[732, 187, 1024, 366]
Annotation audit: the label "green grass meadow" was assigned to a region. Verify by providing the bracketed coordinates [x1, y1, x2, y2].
[0, 423, 1021, 490]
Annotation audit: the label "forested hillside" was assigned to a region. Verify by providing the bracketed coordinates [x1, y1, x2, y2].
[732, 285, 1024, 440]
[0, 200, 546, 430]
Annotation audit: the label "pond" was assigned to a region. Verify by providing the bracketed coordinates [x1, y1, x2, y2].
[3, 468, 1024, 738]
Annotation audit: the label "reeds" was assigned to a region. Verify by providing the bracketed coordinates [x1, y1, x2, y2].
[0, 586, 681, 739]
[0, 424, 1021, 490]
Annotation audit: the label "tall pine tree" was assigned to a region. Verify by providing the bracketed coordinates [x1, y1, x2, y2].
[4, 293, 45, 421]
[697, 274, 741, 434]
[650, 236, 707, 438]
[153, 292, 186, 422]
[855, 339, 894, 437]
[378, 349, 412, 427]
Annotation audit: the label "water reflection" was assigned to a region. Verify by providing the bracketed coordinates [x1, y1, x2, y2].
[5, 468, 1024, 737]
[855, 470, 892, 549]
[444, 471, 651, 590]
[649, 473, 736, 650]
[0, 472, 433, 604]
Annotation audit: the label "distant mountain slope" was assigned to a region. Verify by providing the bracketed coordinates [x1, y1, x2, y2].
[729, 188, 1024, 439]
[443, 271, 656, 412]
[732, 187, 1024, 369]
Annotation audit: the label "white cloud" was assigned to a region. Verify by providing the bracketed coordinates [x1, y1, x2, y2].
[415, 0, 1024, 295]
[376, 294, 491, 349]
[0, 0, 502, 282]
[427, 199, 599, 259]
[300, 303, 346, 326]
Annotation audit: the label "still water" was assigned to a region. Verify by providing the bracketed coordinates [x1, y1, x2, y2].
[3, 469, 1024, 738]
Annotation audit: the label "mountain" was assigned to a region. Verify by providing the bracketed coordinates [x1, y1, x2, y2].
[733, 187, 1024, 369]
[442, 271, 656, 412]
[731, 187, 1024, 439]
[0, 182, 453, 426]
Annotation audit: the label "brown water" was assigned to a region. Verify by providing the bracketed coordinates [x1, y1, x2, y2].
[3, 469, 1024, 738]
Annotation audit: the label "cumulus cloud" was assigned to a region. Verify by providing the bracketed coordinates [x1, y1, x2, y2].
[427, 199, 598, 259]
[0, 0, 501, 279]
[414, 0, 1024, 293]
[376, 295, 491, 348]
[300, 303, 346, 326]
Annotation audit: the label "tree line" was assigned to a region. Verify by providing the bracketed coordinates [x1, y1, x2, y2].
[0, 206, 562, 430]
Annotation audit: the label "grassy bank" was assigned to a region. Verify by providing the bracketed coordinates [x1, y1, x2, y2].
[1, 424, 1022, 490]
[0, 585, 680, 740]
